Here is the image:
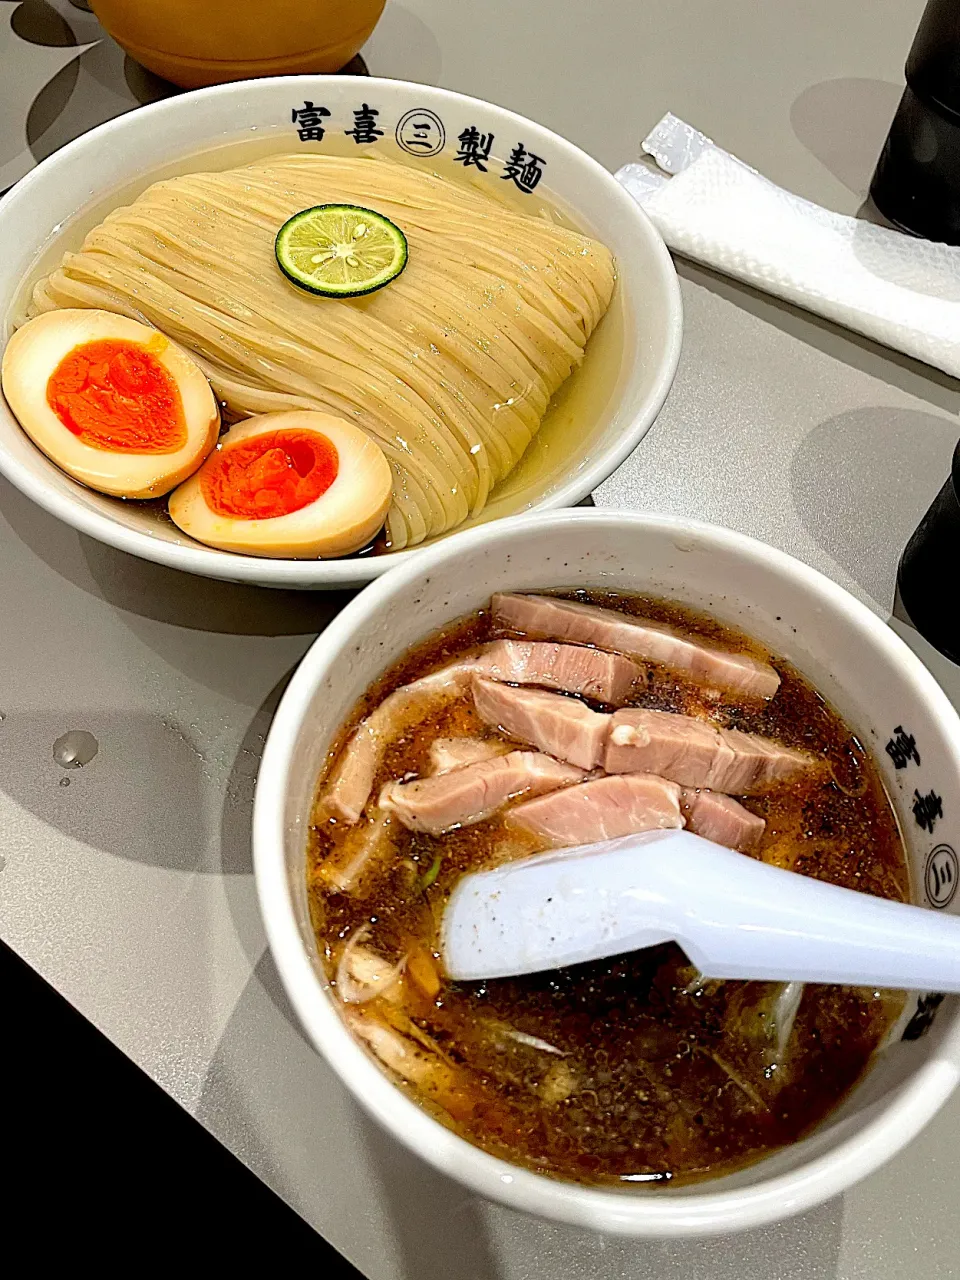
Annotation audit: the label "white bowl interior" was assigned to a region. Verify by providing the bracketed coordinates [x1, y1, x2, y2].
[0, 77, 680, 589]
[255, 510, 960, 1236]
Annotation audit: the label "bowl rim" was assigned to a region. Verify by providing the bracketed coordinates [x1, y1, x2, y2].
[253, 507, 960, 1236]
[0, 75, 682, 590]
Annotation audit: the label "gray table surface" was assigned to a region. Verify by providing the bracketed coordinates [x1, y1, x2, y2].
[2, 1, 959, 1276]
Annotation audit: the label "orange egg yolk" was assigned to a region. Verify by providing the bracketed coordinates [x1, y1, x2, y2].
[200, 429, 339, 520]
[46, 338, 188, 453]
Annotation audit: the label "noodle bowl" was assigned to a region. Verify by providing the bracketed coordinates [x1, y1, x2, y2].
[0, 77, 681, 587]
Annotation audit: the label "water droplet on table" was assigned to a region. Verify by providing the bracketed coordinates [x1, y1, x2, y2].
[53, 730, 99, 770]
[59, 777, 70, 788]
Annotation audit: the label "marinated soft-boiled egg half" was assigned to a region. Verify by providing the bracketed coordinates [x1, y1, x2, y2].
[1, 309, 220, 498]
[169, 410, 393, 558]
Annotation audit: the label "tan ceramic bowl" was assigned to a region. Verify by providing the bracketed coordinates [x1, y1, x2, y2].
[90, 0, 386, 87]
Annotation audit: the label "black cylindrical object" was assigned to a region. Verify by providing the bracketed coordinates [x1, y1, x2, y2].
[898, 438, 960, 663]
[871, 0, 960, 243]
[907, 0, 960, 111]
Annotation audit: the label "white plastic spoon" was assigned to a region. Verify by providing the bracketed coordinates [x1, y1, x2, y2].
[441, 828, 960, 988]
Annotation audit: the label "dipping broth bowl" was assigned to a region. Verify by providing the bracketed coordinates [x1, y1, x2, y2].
[253, 507, 960, 1236]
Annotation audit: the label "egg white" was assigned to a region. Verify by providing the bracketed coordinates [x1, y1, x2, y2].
[1, 309, 220, 498]
[168, 410, 393, 558]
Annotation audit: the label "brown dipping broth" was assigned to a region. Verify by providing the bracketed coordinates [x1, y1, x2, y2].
[307, 591, 908, 1186]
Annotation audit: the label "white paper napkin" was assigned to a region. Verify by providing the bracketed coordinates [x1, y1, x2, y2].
[616, 113, 960, 380]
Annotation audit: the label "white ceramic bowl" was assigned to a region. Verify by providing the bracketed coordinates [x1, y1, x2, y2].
[0, 77, 681, 590]
[254, 508, 960, 1236]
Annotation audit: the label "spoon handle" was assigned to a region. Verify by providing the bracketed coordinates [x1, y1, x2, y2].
[672, 840, 960, 990]
[442, 829, 960, 989]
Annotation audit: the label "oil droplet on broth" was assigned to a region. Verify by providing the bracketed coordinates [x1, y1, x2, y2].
[53, 729, 99, 770]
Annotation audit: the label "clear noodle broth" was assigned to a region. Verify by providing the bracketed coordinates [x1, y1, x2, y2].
[308, 590, 908, 1187]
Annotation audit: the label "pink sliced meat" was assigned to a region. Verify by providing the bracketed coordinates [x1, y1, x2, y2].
[472, 677, 609, 770]
[680, 788, 765, 852]
[320, 658, 485, 824]
[605, 708, 811, 794]
[492, 593, 780, 699]
[429, 737, 510, 774]
[607, 709, 719, 783]
[380, 750, 584, 835]
[508, 773, 683, 846]
[479, 639, 644, 705]
[720, 729, 811, 793]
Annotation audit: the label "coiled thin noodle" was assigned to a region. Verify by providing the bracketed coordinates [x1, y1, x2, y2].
[385, 292, 533, 476]
[89, 202, 494, 513]
[57, 250, 468, 534]
[186, 173, 583, 383]
[92, 229, 479, 521]
[28, 153, 616, 546]
[104, 204, 491, 499]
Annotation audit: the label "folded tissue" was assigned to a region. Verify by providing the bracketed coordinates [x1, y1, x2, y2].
[616, 113, 960, 380]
